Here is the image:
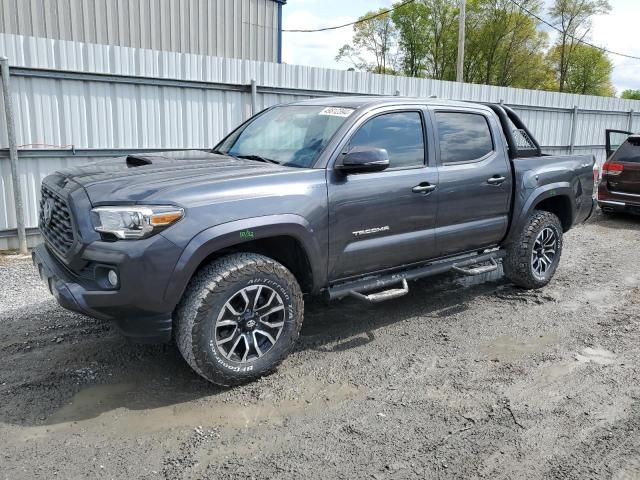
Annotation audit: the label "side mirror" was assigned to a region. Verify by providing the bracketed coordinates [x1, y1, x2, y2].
[335, 147, 390, 174]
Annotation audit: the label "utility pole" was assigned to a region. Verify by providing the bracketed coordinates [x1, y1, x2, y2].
[456, 0, 466, 83]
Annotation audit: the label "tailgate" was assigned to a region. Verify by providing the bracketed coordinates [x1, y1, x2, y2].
[605, 137, 640, 195]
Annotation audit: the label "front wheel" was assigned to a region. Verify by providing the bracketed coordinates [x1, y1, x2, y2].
[174, 253, 304, 386]
[503, 210, 563, 289]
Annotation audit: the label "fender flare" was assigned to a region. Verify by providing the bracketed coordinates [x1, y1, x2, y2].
[163, 214, 325, 305]
[505, 182, 575, 243]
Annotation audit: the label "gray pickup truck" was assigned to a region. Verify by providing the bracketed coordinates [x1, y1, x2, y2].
[33, 97, 595, 385]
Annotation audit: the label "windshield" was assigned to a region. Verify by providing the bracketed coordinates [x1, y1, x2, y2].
[216, 105, 354, 168]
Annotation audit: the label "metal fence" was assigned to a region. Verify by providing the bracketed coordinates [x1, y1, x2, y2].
[0, 0, 284, 63]
[1, 32, 639, 250]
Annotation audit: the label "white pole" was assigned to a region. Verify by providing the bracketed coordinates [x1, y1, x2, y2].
[456, 0, 466, 83]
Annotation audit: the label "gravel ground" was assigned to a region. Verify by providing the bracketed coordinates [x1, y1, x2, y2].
[1, 211, 639, 480]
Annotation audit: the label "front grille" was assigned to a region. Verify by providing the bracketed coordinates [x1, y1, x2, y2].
[39, 184, 75, 255]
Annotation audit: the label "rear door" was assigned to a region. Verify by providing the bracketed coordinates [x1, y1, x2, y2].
[430, 107, 512, 257]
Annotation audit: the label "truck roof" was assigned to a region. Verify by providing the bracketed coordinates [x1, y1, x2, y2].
[290, 96, 487, 111]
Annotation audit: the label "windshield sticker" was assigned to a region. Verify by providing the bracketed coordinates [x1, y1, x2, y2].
[319, 107, 354, 118]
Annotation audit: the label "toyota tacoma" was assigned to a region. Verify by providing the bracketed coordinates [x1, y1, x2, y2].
[33, 98, 595, 385]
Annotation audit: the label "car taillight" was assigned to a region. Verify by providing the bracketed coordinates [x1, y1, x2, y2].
[602, 162, 624, 176]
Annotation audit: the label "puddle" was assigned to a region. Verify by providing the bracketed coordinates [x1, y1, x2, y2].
[508, 347, 619, 403]
[481, 334, 560, 361]
[46, 383, 137, 425]
[575, 347, 617, 365]
[22, 379, 363, 439]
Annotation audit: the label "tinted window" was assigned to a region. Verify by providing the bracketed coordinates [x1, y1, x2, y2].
[612, 140, 640, 163]
[435, 112, 494, 164]
[349, 112, 425, 169]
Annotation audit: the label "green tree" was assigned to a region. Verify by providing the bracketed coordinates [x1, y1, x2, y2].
[422, 0, 459, 80]
[387, 0, 458, 80]
[391, 1, 430, 77]
[336, 9, 398, 74]
[463, 0, 553, 89]
[621, 89, 640, 100]
[389, 0, 553, 87]
[548, 0, 611, 92]
[547, 43, 614, 96]
[340, 0, 615, 98]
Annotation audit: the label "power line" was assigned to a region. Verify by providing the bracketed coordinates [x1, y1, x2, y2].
[284, 0, 640, 62]
[282, 0, 417, 33]
[508, 0, 640, 61]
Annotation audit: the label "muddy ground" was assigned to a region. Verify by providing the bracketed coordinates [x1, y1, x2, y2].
[1, 211, 639, 480]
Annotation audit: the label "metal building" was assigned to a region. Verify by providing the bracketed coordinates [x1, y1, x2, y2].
[0, 0, 286, 62]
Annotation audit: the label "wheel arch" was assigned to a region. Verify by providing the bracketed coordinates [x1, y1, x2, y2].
[534, 195, 574, 231]
[163, 215, 325, 307]
[506, 183, 575, 243]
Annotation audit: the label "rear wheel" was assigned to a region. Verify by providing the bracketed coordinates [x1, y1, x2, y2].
[174, 253, 304, 386]
[504, 210, 563, 289]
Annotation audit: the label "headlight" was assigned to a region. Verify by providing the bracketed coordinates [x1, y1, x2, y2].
[91, 205, 184, 239]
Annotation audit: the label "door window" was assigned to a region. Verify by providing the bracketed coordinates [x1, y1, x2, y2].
[349, 112, 425, 169]
[606, 130, 632, 158]
[611, 139, 640, 163]
[435, 112, 494, 164]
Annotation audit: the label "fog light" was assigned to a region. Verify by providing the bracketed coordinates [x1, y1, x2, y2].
[107, 270, 118, 287]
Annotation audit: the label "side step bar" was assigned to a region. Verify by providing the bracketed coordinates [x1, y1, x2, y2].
[349, 279, 409, 303]
[451, 258, 499, 276]
[329, 250, 506, 302]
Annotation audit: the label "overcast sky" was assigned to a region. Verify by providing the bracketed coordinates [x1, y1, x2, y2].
[282, 0, 640, 95]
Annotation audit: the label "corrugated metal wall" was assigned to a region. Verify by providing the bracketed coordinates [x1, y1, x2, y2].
[0, 0, 280, 62]
[1, 32, 639, 249]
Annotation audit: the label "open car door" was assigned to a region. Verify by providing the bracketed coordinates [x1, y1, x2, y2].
[606, 129, 633, 158]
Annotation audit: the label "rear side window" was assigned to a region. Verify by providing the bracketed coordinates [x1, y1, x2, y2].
[612, 140, 640, 163]
[349, 112, 425, 169]
[435, 112, 494, 164]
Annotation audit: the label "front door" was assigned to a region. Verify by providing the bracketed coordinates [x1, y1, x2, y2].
[431, 108, 512, 256]
[327, 109, 439, 281]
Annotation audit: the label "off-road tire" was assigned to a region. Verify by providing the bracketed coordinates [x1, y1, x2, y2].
[503, 210, 563, 289]
[174, 253, 304, 386]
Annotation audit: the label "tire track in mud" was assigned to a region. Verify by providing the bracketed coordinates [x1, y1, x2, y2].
[1, 212, 640, 479]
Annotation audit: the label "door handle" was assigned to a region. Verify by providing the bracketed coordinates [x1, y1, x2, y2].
[412, 183, 437, 194]
[487, 176, 506, 185]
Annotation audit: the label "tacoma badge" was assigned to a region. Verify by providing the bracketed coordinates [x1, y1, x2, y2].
[352, 226, 390, 237]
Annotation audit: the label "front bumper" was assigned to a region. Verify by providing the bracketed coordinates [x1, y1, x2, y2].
[32, 240, 180, 343]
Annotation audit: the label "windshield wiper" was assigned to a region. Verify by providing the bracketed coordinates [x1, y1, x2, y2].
[236, 154, 280, 165]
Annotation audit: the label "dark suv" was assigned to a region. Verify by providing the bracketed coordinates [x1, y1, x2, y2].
[598, 131, 640, 214]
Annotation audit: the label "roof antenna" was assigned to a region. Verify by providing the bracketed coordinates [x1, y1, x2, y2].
[394, 90, 401, 96]
[429, 94, 437, 98]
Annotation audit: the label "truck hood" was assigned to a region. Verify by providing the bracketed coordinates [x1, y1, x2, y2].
[57, 150, 299, 204]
